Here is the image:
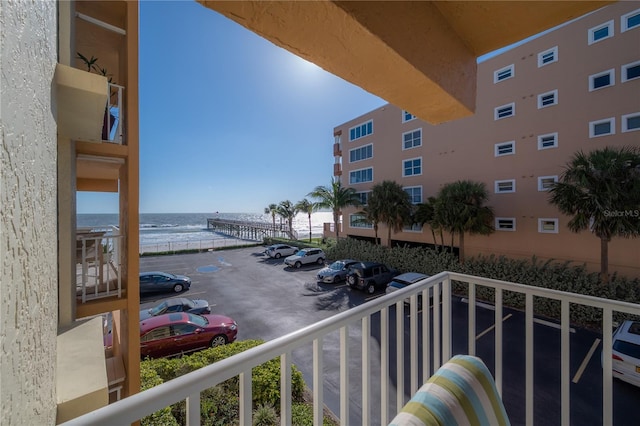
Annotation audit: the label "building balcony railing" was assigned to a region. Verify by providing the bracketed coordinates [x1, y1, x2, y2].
[333, 163, 342, 176]
[333, 142, 342, 156]
[103, 83, 125, 144]
[61, 271, 640, 425]
[76, 227, 123, 303]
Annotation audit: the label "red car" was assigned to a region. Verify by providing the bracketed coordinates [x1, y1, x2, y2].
[138, 312, 237, 358]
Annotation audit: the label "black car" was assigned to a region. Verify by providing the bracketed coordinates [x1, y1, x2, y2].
[140, 271, 191, 294]
[346, 262, 399, 294]
[139, 297, 211, 321]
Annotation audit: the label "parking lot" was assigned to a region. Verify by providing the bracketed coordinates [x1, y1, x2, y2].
[140, 246, 639, 426]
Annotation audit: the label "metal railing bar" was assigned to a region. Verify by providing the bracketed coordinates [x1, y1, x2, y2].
[186, 392, 200, 426]
[468, 282, 476, 356]
[525, 293, 534, 426]
[434, 281, 441, 370]
[495, 288, 503, 396]
[442, 277, 452, 363]
[340, 326, 349, 426]
[281, 351, 292, 426]
[239, 371, 252, 425]
[396, 301, 404, 410]
[561, 300, 570, 426]
[313, 337, 323, 425]
[602, 308, 613, 426]
[362, 315, 371, 426]
[422, 289, 431, 383]
[410, 294, 418, 396]
[380, 307, 389, 425]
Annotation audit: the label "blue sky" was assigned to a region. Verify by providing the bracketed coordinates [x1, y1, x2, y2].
[77, 0, 386, 214]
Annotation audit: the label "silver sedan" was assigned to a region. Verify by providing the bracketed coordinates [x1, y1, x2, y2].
[316, 259, 358, 283]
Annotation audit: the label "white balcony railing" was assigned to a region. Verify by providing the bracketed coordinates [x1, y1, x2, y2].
[103, 83, 124, 144]
[61, 271, 640, 425]
[76, 227, 123, 303]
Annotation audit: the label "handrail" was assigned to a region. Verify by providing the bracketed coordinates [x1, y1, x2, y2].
[61, 271, 640, 425]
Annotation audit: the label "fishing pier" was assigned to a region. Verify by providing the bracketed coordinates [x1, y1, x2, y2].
[207, 218, 297, 241]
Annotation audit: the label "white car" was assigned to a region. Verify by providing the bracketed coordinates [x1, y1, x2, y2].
[284, 248, 325, 269]
[265, 244, 298, 259]
[609, 320, 640, 387]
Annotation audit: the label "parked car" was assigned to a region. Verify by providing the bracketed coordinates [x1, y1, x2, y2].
[346, 261, 399, 294]
[284, 248, 325, 268]
[134, 312, 237, 359]
[140, 271, 191, 294]
[139, 297, 211, 321]
[385, 272, 434, 304]
[265, 244, 299, 259]
[317, 259, 359, 283]
[608, 320, 640, 387]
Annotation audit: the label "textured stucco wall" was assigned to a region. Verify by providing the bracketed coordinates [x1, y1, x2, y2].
[1, 0, 59, 424]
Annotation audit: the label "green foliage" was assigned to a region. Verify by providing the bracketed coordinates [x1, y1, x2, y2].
[290, 403, 338, 426]
[253, 403, 278, 426]
[141, 340, 305, 425]
[326, 238, 640, 329]
[140, 363, 179, 426]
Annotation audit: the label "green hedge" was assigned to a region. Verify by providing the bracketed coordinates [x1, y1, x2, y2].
[141, 340, 305, 426]
[325, 238, 640, 328]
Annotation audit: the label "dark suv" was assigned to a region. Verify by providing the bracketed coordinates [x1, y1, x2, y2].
[346, 262, 399, 294]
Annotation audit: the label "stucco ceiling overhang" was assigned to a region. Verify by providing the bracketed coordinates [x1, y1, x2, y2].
[199, 0, 614, 124]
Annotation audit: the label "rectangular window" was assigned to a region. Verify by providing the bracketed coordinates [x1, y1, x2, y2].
[588, 20, 613, 45]
[538, 175, 558, 191]
[349, 144, 373, 163]
[622, 61, 640, 82]
[403, 223, 423, 232]
[402, 129, 422, 150]
[589, 69, 615, 91]
[349, 120, 373, 141]
[589, 118, 615, 137]
[494, 103, 515, 120]
[538, 132, 558, 150]
[356, 191, 370, 206]
[494, 141, 515, 157]
[350, 214, 373, 229]
[495, 179, 516, 193]
[495, 218, 516, 231]
[349, 167, 373, 184]
[538, 90, 558, 108]
[538, 218, 559, 234]
[621, 8, 640, 32]
[622, 112, 640, 132]
[403, 158, 422, 177]
[494, 64, 514, 83]
[402, 110, 415, 122]
[538, 46, 558, 67]
[404, 186, 422, 204]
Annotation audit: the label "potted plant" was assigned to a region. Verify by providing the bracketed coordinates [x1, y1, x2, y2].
[77, 52, 118, 141]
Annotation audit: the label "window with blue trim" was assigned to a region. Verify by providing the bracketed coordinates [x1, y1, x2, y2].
[403, 129, 422, 150]
[403, 158, 422, 177]
[349, 144, 373, 163]
[404, 187, 422, 204]
[402, 111, 415, 122]
[356, 191, 370, 205]
[349, 168, 373, 184]
[349, 120, 373, 141]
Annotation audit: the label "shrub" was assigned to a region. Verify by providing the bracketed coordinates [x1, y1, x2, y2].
[253, 403, 278, 426]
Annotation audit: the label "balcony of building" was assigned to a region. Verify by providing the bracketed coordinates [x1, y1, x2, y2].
[333, 162, 342, 177]
[60, 271, 640, 425]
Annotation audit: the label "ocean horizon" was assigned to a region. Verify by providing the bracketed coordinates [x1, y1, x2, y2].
[77, 212, 334, 251]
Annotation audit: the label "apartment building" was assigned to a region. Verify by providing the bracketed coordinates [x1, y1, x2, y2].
[333, 2, 640, 278]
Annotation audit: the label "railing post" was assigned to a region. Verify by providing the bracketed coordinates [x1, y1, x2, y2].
[561, 299, 570, 426]
[525, 293, 534, 426]
[395, 301, 404, 409]
[442, 277, 451, 362]
[409, 294, 418, 396]
[239, 371, 252, 425]
[340, 326, 349, 426]
[495, 288, 503, 396]
[380, 307, 389, 424]
[602, 307, 613, 426]
[313, 337, 323, 425]
[468, 282, 476, 356]
[362, 315, 371, 426]
[281, 351, 292, 426]
[185, 392, 200, 426]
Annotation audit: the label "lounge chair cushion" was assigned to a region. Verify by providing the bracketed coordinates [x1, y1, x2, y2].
[389, 355, 510, 426]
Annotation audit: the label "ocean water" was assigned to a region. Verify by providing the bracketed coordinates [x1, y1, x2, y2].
[77, 212, 334, 250]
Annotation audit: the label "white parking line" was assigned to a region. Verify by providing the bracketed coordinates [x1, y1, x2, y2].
[476, 314, 513, 340]
[572, 338, 601, 384]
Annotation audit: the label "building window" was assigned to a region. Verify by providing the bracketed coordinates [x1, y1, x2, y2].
[495, 218, 516, 231]
[349, 120, 373, 141]
[494, 64, 514, 83]
[494, 103, 515, 120]
[404, 186, 422, 204]
[349, 167, 373, 184]
[621, 8, 640, 32]
[356, 191, 370, 206]
[402, 110, 416, 122]
[622, 60, 640, 82]
[402, 129, 422, 150]
[538, 90, 558, 108]
[538, 46, 558, 67]
[589, 118, 615, 138]
[538, 175, 558, 191]
[622, 112, 640, 133]
[538, 132, 558, 150]
[494, 141, 515, 157]
[403, 223, 423, 232]
[349, 144, 373, 163]
[589, 69, 615, 91]
[350, 214, 373, 229]
[403, 158, 422, 177]
[495, 179, 516, 193]
[588, 20, 613, 45]
[538, 218, 559, 234]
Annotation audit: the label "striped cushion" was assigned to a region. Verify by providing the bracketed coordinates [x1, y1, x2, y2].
[389, 355, 510, 426]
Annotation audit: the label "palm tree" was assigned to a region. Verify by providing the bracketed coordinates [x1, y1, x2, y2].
[369, 180, 413, 247]
[436, 180, 494, 263]
[277, 200, 298, 238]
[413, 196, 441, 249]
[548, 146, 640, 284]
[354, 204, 382, 244]
[307, 178, 362, 239]
[295, 198, 314, 242]
[264, 203, 278, 232]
